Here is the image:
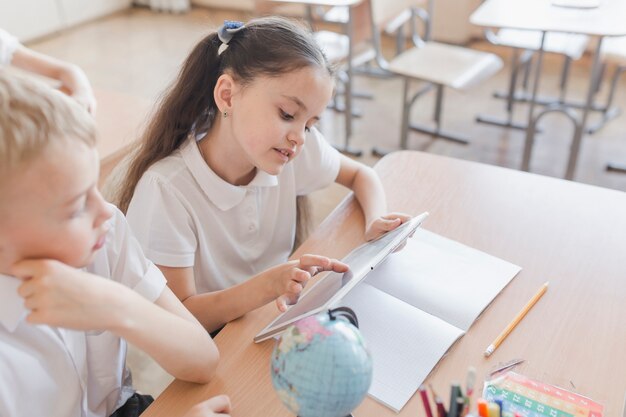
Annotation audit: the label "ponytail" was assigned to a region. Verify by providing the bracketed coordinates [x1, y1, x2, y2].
[116, 33, 221, 213]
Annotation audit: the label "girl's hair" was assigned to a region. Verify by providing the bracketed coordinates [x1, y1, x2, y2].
[116, 16, 334, 214]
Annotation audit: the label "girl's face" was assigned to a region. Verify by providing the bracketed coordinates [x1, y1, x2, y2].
[228, 66, 334, 176]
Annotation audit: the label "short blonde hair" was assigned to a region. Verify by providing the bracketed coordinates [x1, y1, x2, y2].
[0, 71, 96, 175]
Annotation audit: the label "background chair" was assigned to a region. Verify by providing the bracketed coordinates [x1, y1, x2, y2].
[370, 0, 503, 156]
[477, 28, 589, 131]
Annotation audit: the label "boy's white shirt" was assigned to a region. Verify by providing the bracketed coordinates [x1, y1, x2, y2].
[0, 205, 167, 417]
[126, 127, 341, 293]
[0, 28, 19, 66]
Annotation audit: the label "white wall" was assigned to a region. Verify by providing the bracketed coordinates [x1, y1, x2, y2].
[0, 0, 132, 42]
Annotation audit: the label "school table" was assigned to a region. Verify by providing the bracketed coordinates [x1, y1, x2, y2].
[470, 0, 626, 180]
[142, 151, 626, 417]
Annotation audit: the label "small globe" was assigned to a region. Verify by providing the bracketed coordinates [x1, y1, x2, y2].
[270, 309, 373, 417]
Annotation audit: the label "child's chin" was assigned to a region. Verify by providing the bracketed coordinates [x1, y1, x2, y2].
[264, 164, 285, 176]
[66, 252, 95, 269]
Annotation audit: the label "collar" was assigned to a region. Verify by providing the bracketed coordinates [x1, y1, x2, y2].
[180, 135, 278, 211]
[0, 273, 28, 332]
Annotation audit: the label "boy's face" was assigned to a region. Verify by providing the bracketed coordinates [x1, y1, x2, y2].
[0, 142, 113, 273]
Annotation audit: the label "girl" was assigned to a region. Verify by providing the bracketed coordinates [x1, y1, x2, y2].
[118, 17, 410, 332]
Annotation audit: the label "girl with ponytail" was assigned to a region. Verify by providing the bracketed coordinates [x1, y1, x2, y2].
[119, 17, 410, 332]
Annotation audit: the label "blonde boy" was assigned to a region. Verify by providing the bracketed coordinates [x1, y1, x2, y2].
[0, 72, 226, 417]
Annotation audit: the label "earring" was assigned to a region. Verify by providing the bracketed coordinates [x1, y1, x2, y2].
[223, 111, 229, 118]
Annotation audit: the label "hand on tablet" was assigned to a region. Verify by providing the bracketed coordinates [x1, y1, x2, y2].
[274, 255, 349, 312]
[365, 213, 413, 242]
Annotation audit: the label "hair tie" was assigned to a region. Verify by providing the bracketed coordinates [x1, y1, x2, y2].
[217, 20, 245, 56]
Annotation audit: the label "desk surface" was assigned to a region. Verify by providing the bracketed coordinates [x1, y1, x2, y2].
[143, 151, 626, 417]
[471, 0, 626, 36]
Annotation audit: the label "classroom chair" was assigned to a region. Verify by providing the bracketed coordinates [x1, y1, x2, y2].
[370, 0, 503, 156]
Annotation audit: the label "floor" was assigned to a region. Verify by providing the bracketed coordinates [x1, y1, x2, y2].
[26, 6, 626, 397]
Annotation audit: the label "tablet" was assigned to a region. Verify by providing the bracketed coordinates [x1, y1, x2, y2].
[253, 212, 429, 342]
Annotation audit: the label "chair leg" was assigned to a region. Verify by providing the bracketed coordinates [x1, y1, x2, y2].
[372, 77, 413, 157]
[587, 65, 624, 134]
[521, 51, 533, 94]
[477, 48, 531, 131]
[506, 48, 521, 116]
[409, 84, 470, 144]
[400, 77, 412, 149]
[558, 55, 572, 104]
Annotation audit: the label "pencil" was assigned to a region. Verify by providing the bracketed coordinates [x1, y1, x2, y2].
[484, 282, 549, 357]
[419, 385, 434, 417]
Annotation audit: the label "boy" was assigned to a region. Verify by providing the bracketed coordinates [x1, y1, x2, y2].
[0, 72, 227, 416]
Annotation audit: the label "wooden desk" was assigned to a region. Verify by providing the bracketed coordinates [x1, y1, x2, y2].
[471, 0, 626, 181]
[94, 89, 151, 186]
[143, 151, 626, 417]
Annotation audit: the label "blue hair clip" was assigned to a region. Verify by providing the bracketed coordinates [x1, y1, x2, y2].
[217, 20, 245, 55]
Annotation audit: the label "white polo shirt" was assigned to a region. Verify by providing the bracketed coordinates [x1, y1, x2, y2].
[126, 127, 341, 293]
[0, 206, 167, 417]
[0, 28, 19, 66]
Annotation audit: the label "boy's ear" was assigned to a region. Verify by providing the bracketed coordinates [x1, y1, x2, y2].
[214, 73, 236, 114]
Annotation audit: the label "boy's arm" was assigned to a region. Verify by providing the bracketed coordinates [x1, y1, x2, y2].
[11, 259, 218, 384]
[335, 155, 412, 241]
[115, 285, 220, 383]
[10, 45, 96, 114]
[159, 255, 349, 332]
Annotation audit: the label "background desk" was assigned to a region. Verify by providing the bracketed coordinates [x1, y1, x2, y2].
[471, 0, 626, 180]
[143, 151, 626, 417]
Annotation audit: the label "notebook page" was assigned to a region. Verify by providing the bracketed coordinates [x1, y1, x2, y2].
[339, 282, 464, 412]
[364, 229, 521, 331]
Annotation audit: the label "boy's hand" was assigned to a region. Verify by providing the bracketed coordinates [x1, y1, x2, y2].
[11, 259, 125, 330]
[273, 255, 349, 312]
[183, 395, 231, 417]
[364, 212, 412, 242]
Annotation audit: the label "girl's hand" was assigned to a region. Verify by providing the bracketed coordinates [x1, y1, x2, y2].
[273, 255, 349, 312]
[364, 212, 413, 241]
[183, 395, 231, 417]
[11, 259, 126, 330]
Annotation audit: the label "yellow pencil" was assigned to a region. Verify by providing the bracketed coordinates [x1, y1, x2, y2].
[484, 282, 549, 357]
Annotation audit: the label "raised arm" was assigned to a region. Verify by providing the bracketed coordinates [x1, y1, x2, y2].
[11, 259, 219, 384]
[335, 155, 412, 241]
[11, 45, 96, 114]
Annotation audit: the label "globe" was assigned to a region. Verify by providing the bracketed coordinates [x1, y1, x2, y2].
[270, 308, 373, 417]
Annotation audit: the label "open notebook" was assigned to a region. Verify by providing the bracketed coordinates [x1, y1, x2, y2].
[339, 229, 522, 412]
